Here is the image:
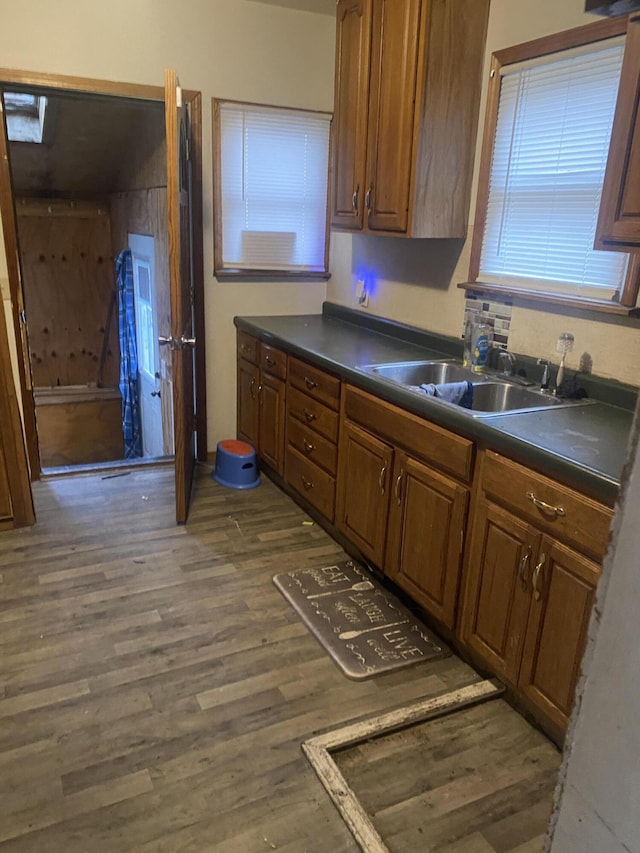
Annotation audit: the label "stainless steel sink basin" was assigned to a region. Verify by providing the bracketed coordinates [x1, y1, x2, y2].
[358, 360, 592, 416]
[361, 360, 478, 386]
[470, 382, 572, 416]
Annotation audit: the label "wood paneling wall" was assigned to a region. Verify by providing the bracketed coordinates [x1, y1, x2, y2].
[16, 198, 119, 389]
[110, 187, 174, 455]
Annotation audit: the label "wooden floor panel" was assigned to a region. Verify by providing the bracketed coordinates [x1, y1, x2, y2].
[0, 465, 556, 851]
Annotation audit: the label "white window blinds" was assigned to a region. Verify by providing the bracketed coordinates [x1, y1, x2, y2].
[479, 40, 629, 300]
[217, 102, 331, 273]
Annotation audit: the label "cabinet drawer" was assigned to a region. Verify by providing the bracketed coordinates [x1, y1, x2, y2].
[237, 330, 258, 365]
[288, 386, 339, 443]
[287, 414, 337, 476]
[344, 385, 474, 483]
[286, 446, 336, 522]
[289, 357, 340, 410]
[480, 450, 613, 560]
[259, 342, 287, 379]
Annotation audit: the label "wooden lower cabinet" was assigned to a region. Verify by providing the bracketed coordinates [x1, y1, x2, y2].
[237, 356, 259, 447]
[258, 372, 286, 476]
[385, 453, 469, 630]
[460, 450, 611, 737]
[337, 386, 472, 630]
[236, 334, 287, 476]
[519, 538, 600, 732]
[336, 420, 393, 565]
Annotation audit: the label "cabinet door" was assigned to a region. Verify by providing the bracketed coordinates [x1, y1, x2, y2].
[331, 0, 372, 230]
[365, 0, 421, 233]
[519, 538, 600, 733]
[237, 357, 259, 448]
[461, 499, 540, 684]
[0, 442, 13, 522]
[386, 454, 468, 629]
[596, 14, 640, 249]
[336, 420, 393, 566]
[259, 373, 286, 476]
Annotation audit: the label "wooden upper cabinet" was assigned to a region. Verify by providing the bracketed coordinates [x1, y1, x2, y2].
[330, 0, 490, 237]
[596, 13, 640, 249]
[332, 0, 372, 229]
[366, 0, 421, 233]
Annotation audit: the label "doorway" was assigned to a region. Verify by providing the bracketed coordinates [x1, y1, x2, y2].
[0, 68, 206, 523]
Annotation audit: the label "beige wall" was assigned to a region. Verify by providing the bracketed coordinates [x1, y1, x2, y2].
[0, 0, 335, 448]
[328, 0, 640, 387]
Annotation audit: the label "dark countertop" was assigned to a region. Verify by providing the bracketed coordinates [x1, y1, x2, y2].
[235, 307, 636, 506]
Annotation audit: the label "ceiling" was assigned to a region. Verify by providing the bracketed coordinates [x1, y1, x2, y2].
[248, 0, 335, 15]
[7, 90, 165, 196]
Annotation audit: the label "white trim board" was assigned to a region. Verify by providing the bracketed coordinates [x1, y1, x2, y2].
[302, 679, 505, 853]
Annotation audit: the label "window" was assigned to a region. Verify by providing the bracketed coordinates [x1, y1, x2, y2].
[4, 91, 48, 143]
[466, 20, 638, 312]
[213, 99, 331, 278]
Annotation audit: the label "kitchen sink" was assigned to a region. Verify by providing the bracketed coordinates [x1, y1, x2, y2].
[358, 360, 592, 417]
[361, 360, 479, 386]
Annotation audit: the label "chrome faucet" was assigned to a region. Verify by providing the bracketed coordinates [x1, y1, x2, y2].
[498, 350, 517, 376]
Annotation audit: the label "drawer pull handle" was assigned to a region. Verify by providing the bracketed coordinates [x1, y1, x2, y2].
[518, 545, 532, 590]
[526, 492, 565, 517]
[532, 553, 545, 601]
[304, 376, 318, 390]
[265, 356, 276, 367]
[394, 469, 404, 505]
[303, 408, 316, 423]
[352, 184, 359, 213]
[250, 377, 256, 399]
[379, 464, 386, 495]
[365, 185, 372, 216]
[303, 438, 316, 454]
[301, 475, 314, 491]
[240, 344, 251, 354]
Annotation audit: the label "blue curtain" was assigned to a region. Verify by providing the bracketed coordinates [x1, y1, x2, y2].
[116, 249, 142, 459]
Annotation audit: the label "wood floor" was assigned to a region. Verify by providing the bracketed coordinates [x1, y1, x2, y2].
[0, 465, 559, 851]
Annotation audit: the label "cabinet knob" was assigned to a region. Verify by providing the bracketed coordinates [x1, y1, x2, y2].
[303, 438, 316, 454]
[352, 184, 359, 214]
[365, 185, 373, 216]
[303, 408, 316, 423]
[518, 545, 532, 590]
[532, 553, 545, 601]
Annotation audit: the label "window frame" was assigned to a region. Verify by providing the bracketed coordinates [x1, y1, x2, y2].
[212, 97, 332, 281]
[462, 16, 640, 317]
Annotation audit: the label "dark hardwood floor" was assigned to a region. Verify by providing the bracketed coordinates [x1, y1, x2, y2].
[0, 465, 559, 851]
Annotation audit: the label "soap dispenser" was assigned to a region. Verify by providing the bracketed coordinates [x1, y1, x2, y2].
[470, 322, 490, 372]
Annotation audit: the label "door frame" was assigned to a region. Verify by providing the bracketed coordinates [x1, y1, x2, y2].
[0, 68, 208, 482]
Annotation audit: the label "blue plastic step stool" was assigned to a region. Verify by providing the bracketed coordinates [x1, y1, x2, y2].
[213, 439, 260, 489]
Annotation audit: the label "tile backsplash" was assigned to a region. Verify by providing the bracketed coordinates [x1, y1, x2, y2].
[463, 291, 513, 349]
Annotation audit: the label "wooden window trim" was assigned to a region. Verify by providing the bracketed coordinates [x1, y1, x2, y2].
[465, 17, 640, 315]
[212, 97, 331, 280]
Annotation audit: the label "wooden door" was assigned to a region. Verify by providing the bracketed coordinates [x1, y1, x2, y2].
[259, 372, 286, 476]
[460, 499, 539, 684]
[335, 420, 393, 566]
[165, 70, 197, 523]
[386, 454, 468, 629]
[596, 14, 640, 250]
[237, 358, 259, 448]
[331, 0, 372, 230]
[365, 0, 421, 233]
[519, 537, 600, 733]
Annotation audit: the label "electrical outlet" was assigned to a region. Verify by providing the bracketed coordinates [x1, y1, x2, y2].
[356, 279, 365, 300]
[360, 289, 369, 308]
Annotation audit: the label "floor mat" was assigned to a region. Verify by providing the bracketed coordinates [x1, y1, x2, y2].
[273, 560, 448, 679]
